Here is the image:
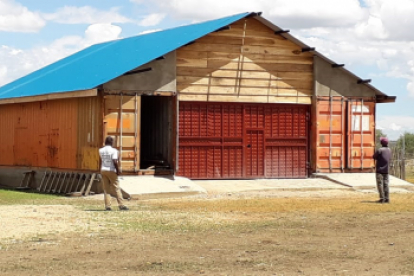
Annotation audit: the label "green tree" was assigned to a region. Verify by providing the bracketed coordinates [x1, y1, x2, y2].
[396, 132, 414, 158]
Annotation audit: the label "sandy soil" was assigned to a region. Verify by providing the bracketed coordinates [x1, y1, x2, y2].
[1, 190, 414, 275]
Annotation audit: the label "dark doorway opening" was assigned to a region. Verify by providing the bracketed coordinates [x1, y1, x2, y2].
[140, 96, 174, 172]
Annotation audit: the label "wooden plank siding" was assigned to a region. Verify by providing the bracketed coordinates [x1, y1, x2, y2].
[176, 18, 314, 104]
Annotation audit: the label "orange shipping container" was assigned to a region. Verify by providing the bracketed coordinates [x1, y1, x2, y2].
[314, 96, 375, 172]
[0, 97, 102, 171]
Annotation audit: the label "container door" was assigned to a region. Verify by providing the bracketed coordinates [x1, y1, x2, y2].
[347, 100, 375, 170]
[104, 95, 140, 173]
[245, 129, 265, 177]
[315, 97, 346, 172]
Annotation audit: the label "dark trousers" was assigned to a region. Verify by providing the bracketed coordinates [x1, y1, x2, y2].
[376, 173, 389, 201]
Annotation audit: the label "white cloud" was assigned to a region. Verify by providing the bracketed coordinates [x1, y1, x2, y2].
[357, 0, 414, 40]
[42, 6, 131, 24]
[0, 64, 8, 84]
[0, 23, 123, 86]
[138, 13, 165, 26]
[267, 0, 365, 28]
[0, 0, 45, 32]
[377, 115, 414, 139]
[390, 123, 402, 131]
[85, 24, 122, 44]
[407, 79, 414, 98]
[355, 15, 388, 39]
[143, 0, 364, 28]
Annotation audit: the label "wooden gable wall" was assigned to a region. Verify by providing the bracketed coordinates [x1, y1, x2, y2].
[176, 17, 313, 104]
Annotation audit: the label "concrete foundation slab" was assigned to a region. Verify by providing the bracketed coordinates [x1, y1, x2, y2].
[193, 178, 349, 194]
[313, 173, 414, 192]
[119, 175, 207, 199]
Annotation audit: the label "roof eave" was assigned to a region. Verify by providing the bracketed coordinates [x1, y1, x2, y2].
[253, 16, 395, 100]
[376, 95, 396, 103]
[0, 89, 97, 105]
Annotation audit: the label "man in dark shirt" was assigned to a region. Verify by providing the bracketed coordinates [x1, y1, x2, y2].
[373, 137, 392, 203]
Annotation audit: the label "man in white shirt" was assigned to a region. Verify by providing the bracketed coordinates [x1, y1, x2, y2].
[99, 136, 128, 211]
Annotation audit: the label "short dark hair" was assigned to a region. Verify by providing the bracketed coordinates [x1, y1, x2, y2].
[105, 136, 114, 146]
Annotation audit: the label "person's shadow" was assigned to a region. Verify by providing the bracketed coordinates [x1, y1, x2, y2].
[360, 200, 382, 204]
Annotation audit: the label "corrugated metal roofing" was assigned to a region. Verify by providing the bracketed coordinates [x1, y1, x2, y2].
[0, 12, 252, 100]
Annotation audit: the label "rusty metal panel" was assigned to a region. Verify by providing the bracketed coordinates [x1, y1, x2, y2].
[315, 97, 346, 172]
[0, 105, 15, 165]
[0, 99, 82, 169]
[77, 96, 102, 170]
[104, 95, 140, 172]
[348, 100, 375, 170]
[178, 102, 309, 179]
[315, 97, 375, 172]
[0, 97, 104, 171]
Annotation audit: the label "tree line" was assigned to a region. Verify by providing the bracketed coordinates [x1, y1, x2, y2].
[376, 129, 414, 159]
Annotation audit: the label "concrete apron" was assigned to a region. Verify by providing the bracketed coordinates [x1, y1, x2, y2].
[313, 173, 414, 193]
[116, 174, 358, 199]
[119, 175, 207, 200]
[119, 173, 414, 200]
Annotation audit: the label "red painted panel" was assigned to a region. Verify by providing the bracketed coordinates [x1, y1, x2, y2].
[222, 146, 243, 178]
[178, 102, 309, 179]
[246, 130, 265, 177]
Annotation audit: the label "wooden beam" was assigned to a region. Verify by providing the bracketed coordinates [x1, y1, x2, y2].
[274, 30, 290, 35]
[302, 47, 315, 53]
[357, 79, 371, 84]
[103, 89, 176, 96]
[0, 89, 98, 105]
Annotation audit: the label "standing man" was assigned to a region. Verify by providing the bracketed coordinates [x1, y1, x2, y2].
[373, 137, 392, 203]
[99, 136, 129, 211]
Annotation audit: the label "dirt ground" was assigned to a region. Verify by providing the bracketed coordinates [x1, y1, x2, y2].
[1, 189, 414, 275]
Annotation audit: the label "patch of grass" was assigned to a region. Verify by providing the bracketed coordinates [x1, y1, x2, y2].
[146, 194, 414, 214]
[0, 189, 104, 207]
[0, 189, 60, 205]
[406, 171, 414, 184]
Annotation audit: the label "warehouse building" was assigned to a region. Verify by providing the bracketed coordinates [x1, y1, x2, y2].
[0, 12, 395, 192]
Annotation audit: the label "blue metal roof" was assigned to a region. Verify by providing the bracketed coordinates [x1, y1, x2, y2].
[0, 12, 252, 100]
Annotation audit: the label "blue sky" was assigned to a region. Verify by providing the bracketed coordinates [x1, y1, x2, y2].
[0, 0, 413, 139]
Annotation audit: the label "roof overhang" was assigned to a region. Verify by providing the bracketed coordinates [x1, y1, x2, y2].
[375, 95, 397, 103]
[0, 89, 97, 105]
[254, 16, 396, 103]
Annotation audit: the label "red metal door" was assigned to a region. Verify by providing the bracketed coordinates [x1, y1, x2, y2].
[178, 102, 309, 179]
[245, 129, 265, 177]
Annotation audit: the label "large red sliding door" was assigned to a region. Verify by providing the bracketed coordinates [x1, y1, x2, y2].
[178, 102, 309, 179]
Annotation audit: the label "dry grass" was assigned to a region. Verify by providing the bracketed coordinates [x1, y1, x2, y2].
[1, 191, 414, 275]
[147, 193, 414, 214]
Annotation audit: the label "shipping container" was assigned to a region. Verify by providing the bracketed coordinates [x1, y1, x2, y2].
[0, 97, 102, 170]
[314, 96, 375, 172]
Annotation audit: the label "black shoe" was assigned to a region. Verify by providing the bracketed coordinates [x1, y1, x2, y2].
[105, 207, 112, 211]
[383, 199, 390, 203]
[119, 206, 129, 211]
[376, 199, 384, 203]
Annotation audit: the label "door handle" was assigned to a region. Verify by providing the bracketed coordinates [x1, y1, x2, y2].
[247, 144, 251, 148]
